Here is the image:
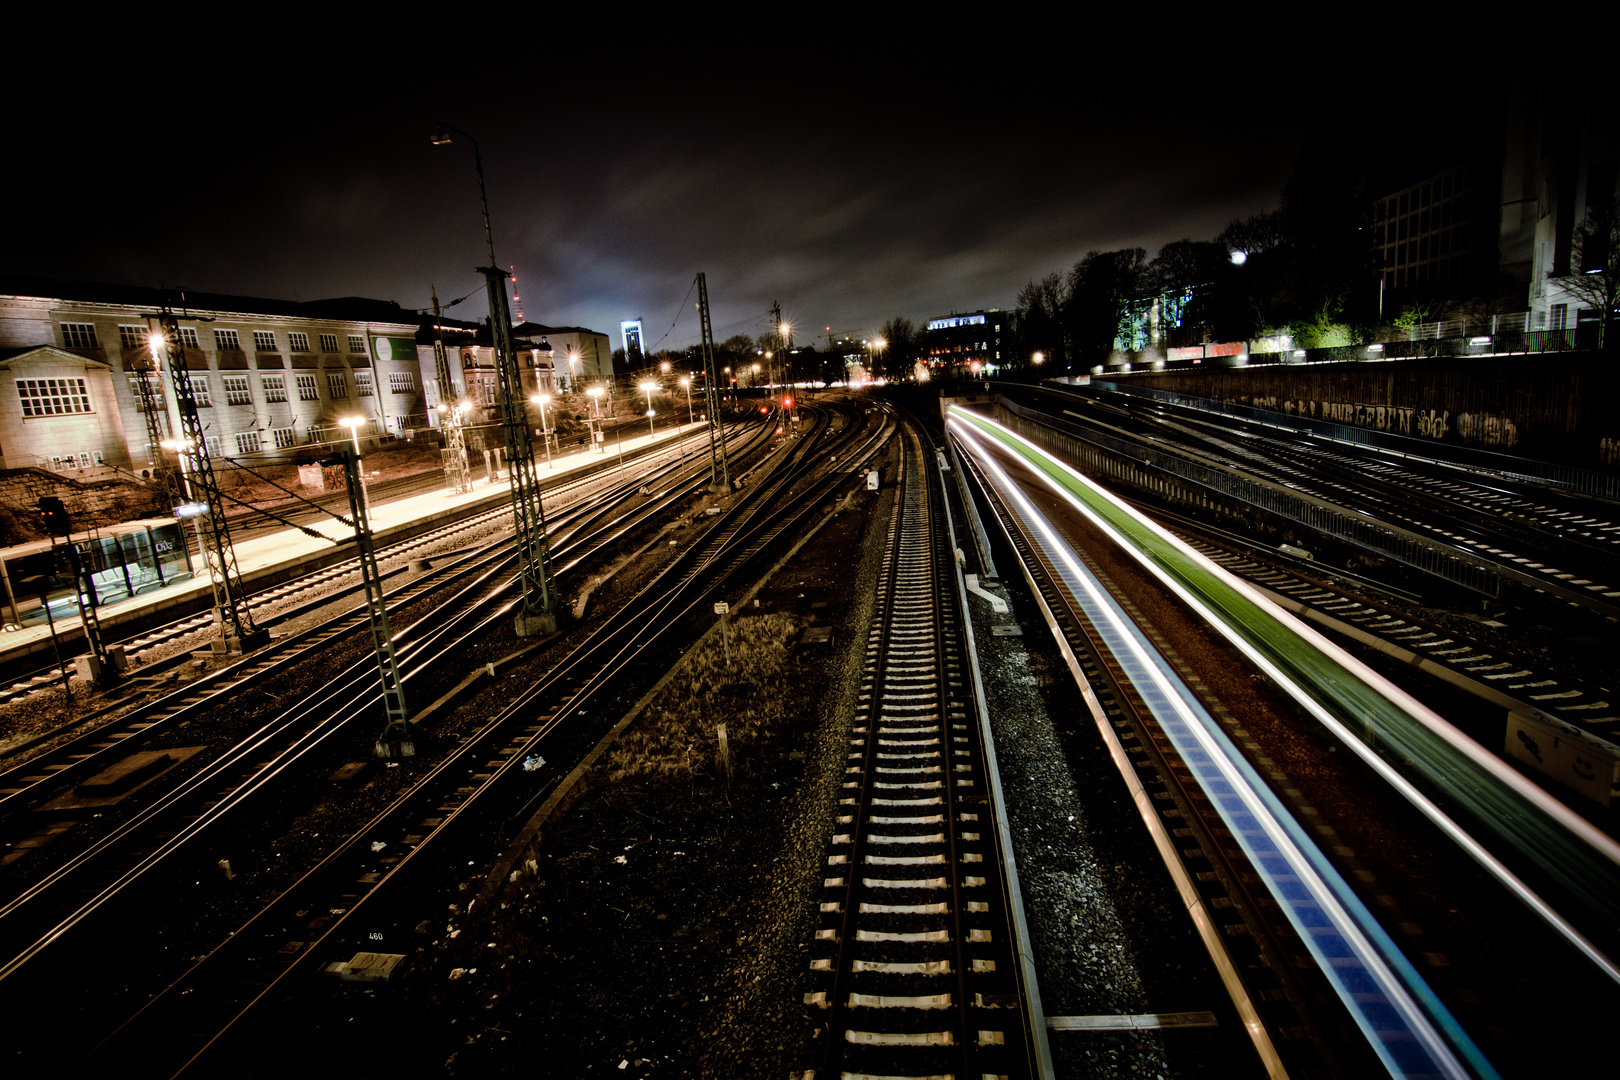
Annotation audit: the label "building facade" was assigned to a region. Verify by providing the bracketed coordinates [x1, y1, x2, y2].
[0, 279, 425, 476]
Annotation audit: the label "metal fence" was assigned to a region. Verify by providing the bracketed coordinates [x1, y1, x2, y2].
[1090, 380, 1620, 500]
[995, 397, 1505, 598]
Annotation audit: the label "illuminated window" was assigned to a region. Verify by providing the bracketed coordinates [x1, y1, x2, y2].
[261, 374, 287, 402]
[223, 375, 252, 405]
[327, 372, 348, 398]
[253, 330, 277, 352]
[128, 373, 163, 411]
[479, 375, 497, 404]
[320, 333, 339, 353]
[19, 378, 91, 416]
[296, 374, 319, 401]
[188, 375, 213, 407]
[215, 329, 241, 351]
[354, 371, 373, 397]
[235, 431, 262, 455]
[61, 323, 99, 349]
[118, 325, 150, 350]
[288, 332, 310, 353]
[347, 334, 366, 354]
[179, 327, 200, 349]
[388, 371, 415, 394]
[272, 427, 297, 449]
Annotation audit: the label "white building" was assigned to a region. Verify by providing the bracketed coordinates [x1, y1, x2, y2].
[0, 278, 426, 475]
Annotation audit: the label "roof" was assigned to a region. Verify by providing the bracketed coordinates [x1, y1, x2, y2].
[0, 275, 425, 327]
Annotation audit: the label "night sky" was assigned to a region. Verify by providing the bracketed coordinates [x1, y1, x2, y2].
[7, 56, 1435, 353]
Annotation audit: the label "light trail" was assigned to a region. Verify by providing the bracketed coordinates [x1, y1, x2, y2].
[951, 408, 1620, 988]
[954, 416, 1494, 1079]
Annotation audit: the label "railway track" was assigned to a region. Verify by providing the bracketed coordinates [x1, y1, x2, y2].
[0, 401, 885, 1077]
[803, 421, 1040, 1078]
[0, 420, 757, 705]
[950, 409, 1504, 1080]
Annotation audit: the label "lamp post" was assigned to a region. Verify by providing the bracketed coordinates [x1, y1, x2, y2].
[159, 437, 209, 587]
[640, 381, 657, 439]
[587, 386, 604, 453]
[433, 120, 557, 633]
[530, 394, 553, 468]
[339, 416, 372, 518]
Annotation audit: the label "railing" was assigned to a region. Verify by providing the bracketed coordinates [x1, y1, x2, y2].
[1089, 380, 1620, 500]
[995, 397, 1505, 598]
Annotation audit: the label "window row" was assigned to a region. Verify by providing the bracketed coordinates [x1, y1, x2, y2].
[63, 323, 371, 356]
[121, 371, 411, 407]
[20, 378, 92, 416]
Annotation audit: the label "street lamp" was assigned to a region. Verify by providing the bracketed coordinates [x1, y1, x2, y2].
[679, 376, 693, 426]
[339, 416, 371, 517]
[159, 437, 209, 582]
[434, 120, 556, 632]
[530, 394, 553, 468]
[587, 386, 604, 453]
[640, 381, 657, 438]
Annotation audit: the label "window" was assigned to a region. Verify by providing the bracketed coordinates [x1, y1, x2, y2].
[118, 324, 150, 350]
[394, 415, 409, 432]
[319, 333, 339, 353]
[388, 371, 415, 394]
[327, 372, 347, 398]
[61, 323, 99, 349]
[252, 330, 277, 352]
[49, 451, 103, 470]
[20, 378, 92, 416]
[179, 327, 200, 350]
[261, 374, 287, 402]
[128, 374, 163, 411]
[272, 427, 297, 449]
[479, 374, 497, 404]
[215, 328, 241, 351]
[204, 435, 224, 457]
[235, 431, 262, 455]
[348, 334, 366, 354]
[296, 374, 319, 401]
[288, 332, 310, 352]
[188, 375, 213, 407]
[223, 375, 252, 405]
[354, 371, 374, 397]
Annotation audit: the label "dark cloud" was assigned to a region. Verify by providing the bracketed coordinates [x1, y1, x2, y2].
[4, 64, 1437, 349]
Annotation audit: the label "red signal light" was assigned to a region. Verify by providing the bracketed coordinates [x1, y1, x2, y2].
[782, 396, 793, 409]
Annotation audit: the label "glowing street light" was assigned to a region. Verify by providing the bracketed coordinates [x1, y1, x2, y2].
[530, 393, 553, 468]
[339, 416, 372, 517]
[160, 436, 209, 581]
[640, 381, 657, 438]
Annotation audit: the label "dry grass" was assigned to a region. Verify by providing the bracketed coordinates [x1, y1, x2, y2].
[604, 613, 801, 784]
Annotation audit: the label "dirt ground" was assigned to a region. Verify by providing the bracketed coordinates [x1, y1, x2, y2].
[276, 462, 893, 1079]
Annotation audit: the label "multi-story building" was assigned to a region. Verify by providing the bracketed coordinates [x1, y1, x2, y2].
[0, 278, 425, 475]
[922, 310, 1013, 374]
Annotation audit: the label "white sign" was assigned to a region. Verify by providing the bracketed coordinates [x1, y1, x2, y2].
[713, 602, 730, 615]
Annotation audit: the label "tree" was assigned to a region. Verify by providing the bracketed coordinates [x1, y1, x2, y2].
[1016, 270, 1071, 368]
[878, 316, 917, 379]
[1065, 248, 1148, 360]
[1146, 239, 1228, 292]
[1550, 197, 1620, 350]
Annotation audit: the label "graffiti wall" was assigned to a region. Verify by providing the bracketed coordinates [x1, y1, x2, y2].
[1120, 352, 1616, 469]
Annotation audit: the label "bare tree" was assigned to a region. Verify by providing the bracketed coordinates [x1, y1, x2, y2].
[1549, 197, 1620, 349]
[1016, 270, 1071, 367]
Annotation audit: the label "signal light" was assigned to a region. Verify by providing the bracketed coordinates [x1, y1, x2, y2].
[782, 396, 793, 409]
[38, 496, 71, 538]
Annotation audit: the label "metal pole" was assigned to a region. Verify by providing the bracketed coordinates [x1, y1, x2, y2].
[436, 122, 558, 631]
[338, 448, 411, 758]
